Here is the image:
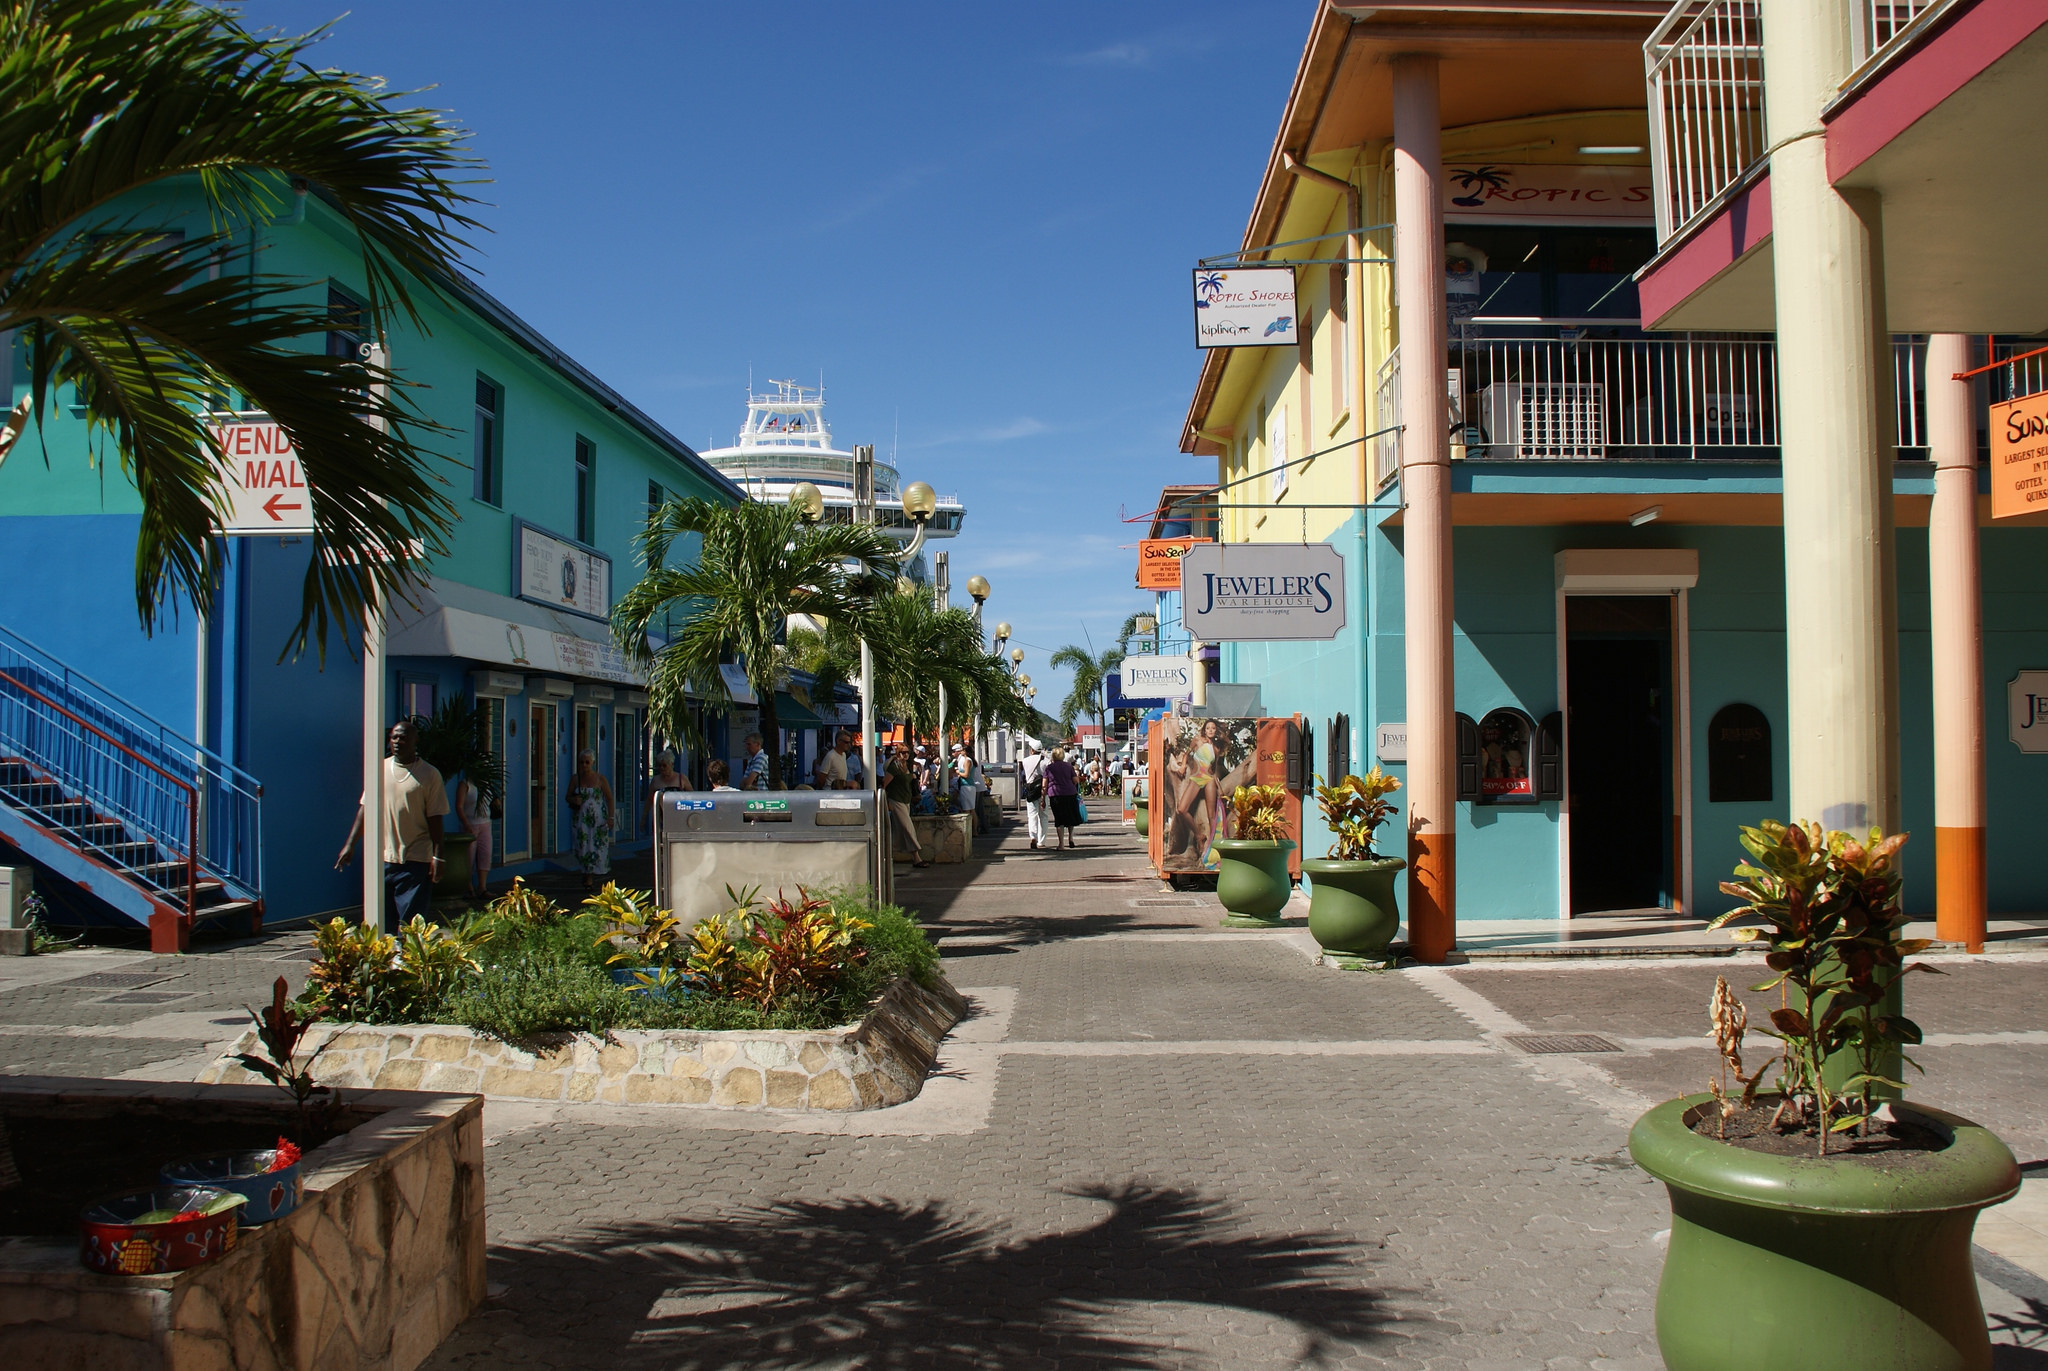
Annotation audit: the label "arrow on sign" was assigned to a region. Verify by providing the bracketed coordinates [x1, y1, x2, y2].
[262, 493, 303, 521]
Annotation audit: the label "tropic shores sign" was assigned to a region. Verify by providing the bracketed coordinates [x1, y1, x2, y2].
[1180, 543, 1345, 642]
[1441, 163, 1653, 225]
[1191, 267, 1297, 349]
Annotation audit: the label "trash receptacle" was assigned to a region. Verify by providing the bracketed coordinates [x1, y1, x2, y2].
[651, 791, 893, 928]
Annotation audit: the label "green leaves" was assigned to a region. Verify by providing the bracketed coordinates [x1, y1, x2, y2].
[1313, 770, 1400, 860]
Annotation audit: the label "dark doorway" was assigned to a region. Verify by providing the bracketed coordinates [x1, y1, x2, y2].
[1566, 596, 1673, 913]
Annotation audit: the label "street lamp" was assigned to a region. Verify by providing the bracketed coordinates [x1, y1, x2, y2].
[1010, 647, 1024, 666]
[860, 480, 941, 788]
[789, 481, 825, 524]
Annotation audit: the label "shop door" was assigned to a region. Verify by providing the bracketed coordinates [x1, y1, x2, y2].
[1566, 596, 1673, 913]
[529, 702, 557, 856]
[574, 706, 597, 777]
[480, 696, 506, 866]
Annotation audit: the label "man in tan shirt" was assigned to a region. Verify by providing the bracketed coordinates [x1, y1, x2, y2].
[336, 719, 448, 931]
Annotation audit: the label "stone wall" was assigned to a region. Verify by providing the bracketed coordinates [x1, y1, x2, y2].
[907, 814, 972, 863]
[0, 1078, 484, 1371]
[199, 973, 968, 1111]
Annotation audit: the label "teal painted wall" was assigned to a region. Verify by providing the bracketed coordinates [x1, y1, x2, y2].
[1221, 512, 2048, 924]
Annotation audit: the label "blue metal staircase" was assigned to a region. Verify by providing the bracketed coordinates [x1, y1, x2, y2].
[0, 624, 263, 952]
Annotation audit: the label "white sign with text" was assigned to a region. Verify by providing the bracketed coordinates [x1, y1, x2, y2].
[211, 421, 314, 534]
[1180, 543, 1346, 642]
[1375, 722, 1407, 763]
[517, 522, 611, 621]
[1192, 267, 1297, 349]
[1122, 656, 1197, 700]
[2010, 671, 2048, 753]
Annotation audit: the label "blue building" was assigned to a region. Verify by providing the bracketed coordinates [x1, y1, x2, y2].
[0, 177, 743, 948]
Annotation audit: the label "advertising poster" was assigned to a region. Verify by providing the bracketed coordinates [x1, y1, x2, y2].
[1146, 717, 1300, 876]
[1136, 536, 1205, 589]
[1991, 393, 2048, 520]
[1477, 709, 1534, 801]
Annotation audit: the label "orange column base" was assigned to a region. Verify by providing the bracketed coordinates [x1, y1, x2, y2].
[1407, 830, 1456, 963]
[1935, 825, 1987, 953]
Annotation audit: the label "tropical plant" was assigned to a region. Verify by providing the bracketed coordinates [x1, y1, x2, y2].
[236, 975, 331, 1137]
[1706, 974, 1771, 1139]
[1230, 784, 1289, 842]
[1313, 770, 1401, 860]
[392, 913, 487, 1008]
[412, 696, 504, 813]
[303, 917, 398, 1020]
[787, 586, 1031, 740]
[1048, 642, 1124, 741]
[611, 498, 896, 788]
[488, 875, 560, 924]
[0, 0, 484, 650]
[586, 882, 684, 968]
[1711, 820, 1934, 1155]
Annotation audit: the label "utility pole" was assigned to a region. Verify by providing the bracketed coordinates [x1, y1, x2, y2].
[360, 340, 389, 930]
[854, 445, 877, 791]
[934, 552, 949, 750]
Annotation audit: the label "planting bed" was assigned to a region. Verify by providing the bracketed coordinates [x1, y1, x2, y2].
[0, 1077, 484, 1371]
[203, 971, 969, 1110]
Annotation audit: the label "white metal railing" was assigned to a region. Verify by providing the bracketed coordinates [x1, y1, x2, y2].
[1645, 0, 1768, 243]
[1853, 0, 1942, 66]
[1374, 348, 1401, 491]
[1449, 335, 1929, 459]
[1990, 341, 2048, 404]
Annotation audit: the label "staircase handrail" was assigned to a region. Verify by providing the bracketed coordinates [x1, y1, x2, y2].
[0, 666, 197, 920]
[0, 621, 255, 787]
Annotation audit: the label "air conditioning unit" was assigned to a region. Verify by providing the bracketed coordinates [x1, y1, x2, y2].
[1479, 382, 1606, 459]
[573, 683, 615, 704]
[529, 676, 574, 700]
[470, 670, 525, 698]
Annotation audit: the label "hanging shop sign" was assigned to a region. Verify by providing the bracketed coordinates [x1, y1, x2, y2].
[1121, 656, 1197, 701]
[1441, 163, 1653, 225]
[1137, 536, 1207, 589]
[1192, 267, 1297, 349]
[1990, 393, 2048, 520]
[2010, 671, 2048, 753]
[1180, 543, 1346, 642]
[514, 519, 611, 621]
[209, 419, 315, 535]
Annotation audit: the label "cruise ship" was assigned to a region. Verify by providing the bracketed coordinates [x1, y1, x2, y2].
[698, 382, 964, 566]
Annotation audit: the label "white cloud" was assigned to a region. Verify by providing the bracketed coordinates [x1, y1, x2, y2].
[1064, 41, 1150, 67]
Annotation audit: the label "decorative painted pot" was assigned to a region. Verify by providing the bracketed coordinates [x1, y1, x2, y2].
[161, 1150, 303, 1225]
[1211, 838, 1295, 925]
[1134, 799, 1149, 838]
[1629, 1094, 2020, 1371]
[1301, 857, 1406, 965]
[80, 1186, 243, 1275]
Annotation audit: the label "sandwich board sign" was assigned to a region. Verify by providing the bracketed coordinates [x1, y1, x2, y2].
[210, 419, 314, 535]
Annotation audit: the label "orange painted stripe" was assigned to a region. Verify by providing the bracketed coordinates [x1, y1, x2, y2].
[1408, 832, 1456, 964]
[1935, 826, 1987, 953]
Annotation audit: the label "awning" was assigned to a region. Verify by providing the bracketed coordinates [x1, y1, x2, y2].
[386, 577, 646, 686]
[773, 692, 824, 728]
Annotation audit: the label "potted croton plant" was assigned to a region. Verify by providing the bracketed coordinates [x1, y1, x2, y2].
[1212, 783, 1294, 926]
[1629, 821, 2019, 1371]
[1301, 770, 1405, 968]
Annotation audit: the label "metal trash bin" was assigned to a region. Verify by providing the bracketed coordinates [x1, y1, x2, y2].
[984, 763, 1018, 809]
[651, 791, 893, 928]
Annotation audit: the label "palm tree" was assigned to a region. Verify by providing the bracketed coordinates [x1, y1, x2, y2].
[788, 589, 1031, 743]
[1049, 642, 1124, 747]
[0, 0, 483, 650]
[610, 498, 895, 790]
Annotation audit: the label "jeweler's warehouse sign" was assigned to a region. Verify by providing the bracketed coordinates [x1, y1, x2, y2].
[1991, 393, 2048, 520]
[1136, 536, 1206, 589]
[1441, 163, 1652, 225]
[1192, 267, 1297, 349]
[1180, 543, 1346, 642]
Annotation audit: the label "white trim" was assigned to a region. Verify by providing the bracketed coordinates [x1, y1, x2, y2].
[1676, 588, 1693, 917]
[1555, 584, 1571, 922]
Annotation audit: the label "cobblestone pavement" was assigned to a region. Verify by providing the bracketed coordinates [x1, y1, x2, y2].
[6, 816, 2046, 1367]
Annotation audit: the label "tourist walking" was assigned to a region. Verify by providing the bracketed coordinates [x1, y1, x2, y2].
[740, 732, 770, 790]
[885, 743, 931, 868]
[334, 719, 447, 933]
[1020, 739, 1048, 850]
[565, 749, 615, 892]
[814, 731, 848, 789]
[706, 759, 737, 791]
[1044, 746, 1083, 850]
[651, 748, 690, 795]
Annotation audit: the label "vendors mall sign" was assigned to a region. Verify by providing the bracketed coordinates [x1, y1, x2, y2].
[1181, 543, 1346, 642]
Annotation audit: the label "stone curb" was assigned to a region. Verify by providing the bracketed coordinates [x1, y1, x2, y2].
[197, 973, 969, 1112]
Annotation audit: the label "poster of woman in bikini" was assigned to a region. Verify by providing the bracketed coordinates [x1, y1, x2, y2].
[1153, 716, 1260, 873]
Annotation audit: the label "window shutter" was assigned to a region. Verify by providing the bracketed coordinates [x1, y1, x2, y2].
[1455, 713, 1480, 802]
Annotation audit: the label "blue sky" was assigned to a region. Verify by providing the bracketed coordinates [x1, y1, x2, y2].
[257, 1, 1308, 718]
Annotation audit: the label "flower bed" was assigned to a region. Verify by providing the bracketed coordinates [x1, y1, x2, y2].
[204, 882, 966, 1111]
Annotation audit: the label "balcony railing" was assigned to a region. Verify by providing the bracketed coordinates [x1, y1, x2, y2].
[1647, 0, 1943, 244]
[1372, 335, 1933, 488]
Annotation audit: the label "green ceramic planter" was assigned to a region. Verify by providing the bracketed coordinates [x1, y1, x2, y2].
[1301, 857, 1405, 966]
[1212, 838, 1294, 926]
[1134, 798, 1149, 838]
[1629, 1094, 2019, 1371]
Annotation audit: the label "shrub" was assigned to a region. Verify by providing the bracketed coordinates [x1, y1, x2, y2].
[1230, 784, 1289, 841]
[438, 950, 631, 1039]
[1313, 769, 1401, 860]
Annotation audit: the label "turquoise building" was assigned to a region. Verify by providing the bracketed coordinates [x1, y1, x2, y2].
[0, 177, 743, 941]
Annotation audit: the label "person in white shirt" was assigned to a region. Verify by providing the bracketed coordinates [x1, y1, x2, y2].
[814, 736, 848, 789]
[1019, 740, 1049, 850]
[335, 720, 447, 932]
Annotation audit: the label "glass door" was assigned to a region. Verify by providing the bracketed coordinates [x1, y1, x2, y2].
[613, 708, 638, 842]
[529, 701, 557, 856]
[480, 695, 506, 866]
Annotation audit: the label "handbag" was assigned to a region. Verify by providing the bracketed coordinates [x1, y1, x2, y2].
[1077, 798, 1089, 823]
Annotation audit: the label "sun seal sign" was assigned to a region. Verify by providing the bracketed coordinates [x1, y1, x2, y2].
[560, 554, 577, 603]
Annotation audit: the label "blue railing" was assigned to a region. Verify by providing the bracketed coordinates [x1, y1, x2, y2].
[0, 623, 263, 909]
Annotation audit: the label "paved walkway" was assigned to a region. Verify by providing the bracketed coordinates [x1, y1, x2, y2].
[5, 813, 2046, 1367]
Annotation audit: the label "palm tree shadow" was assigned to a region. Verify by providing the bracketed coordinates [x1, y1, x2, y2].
[471, 1181, 1412, 1369]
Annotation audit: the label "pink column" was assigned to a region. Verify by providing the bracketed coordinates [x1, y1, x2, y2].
[1393, 55, 1455, 961]
[1926, 333, 1986, 951]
